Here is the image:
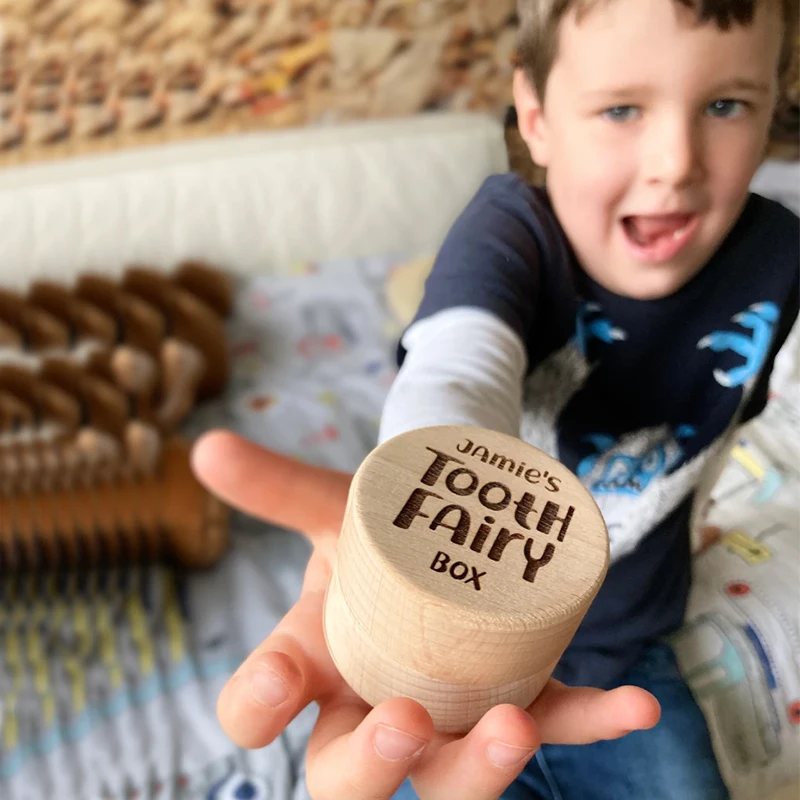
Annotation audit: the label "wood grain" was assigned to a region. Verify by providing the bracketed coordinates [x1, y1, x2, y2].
[324, 424, 609, 732]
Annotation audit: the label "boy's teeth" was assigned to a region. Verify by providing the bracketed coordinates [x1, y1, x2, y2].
[624, 214, 693, 246]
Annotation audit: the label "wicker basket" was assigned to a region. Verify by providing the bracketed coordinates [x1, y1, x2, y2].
[0, 0, 517, 165]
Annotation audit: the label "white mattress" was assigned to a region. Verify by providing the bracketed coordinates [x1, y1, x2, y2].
[0, 113, 508, 291]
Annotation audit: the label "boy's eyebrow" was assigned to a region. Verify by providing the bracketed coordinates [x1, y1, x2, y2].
[581, 78, 772, 102]
[712, 78, 772, 95]
[580, 86, 651, 102]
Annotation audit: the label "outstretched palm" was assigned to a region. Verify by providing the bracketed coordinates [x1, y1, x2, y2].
[192, 431, 660, 800]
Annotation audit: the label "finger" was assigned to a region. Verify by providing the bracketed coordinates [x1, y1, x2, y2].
[217, 581, 340, 749]
[306, 697, 434, 800]
[530, 681, 662, 744]
[191, 429, 352, 541]
[411, 704, 539, 800]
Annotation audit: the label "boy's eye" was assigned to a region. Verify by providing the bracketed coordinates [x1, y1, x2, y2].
[706, 99, 747, 118]
[602, 105, 639, 122]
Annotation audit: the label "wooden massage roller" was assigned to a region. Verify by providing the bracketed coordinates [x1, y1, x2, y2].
[0, 261, 233, 572]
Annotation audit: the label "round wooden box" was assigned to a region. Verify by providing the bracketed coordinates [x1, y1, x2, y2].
[323, 425, 609, 733]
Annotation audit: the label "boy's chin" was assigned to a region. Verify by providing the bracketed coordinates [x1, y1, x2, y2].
[592, 260, 705, 301]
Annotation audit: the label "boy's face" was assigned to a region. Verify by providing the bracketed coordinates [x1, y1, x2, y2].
[514, 0, 784, 300]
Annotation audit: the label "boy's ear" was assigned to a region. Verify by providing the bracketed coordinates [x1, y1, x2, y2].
[513, 69, 551, 168]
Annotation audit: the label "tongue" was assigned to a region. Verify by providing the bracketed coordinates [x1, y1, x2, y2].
[626, 214, 690, 246]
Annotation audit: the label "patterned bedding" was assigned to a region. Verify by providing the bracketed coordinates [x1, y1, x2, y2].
[1, 252, 796, 800]
[672, 318, 800, 800]
[0, 255, 401, 800]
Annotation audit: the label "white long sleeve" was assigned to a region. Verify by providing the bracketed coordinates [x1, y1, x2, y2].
[378, 307, 527, 444]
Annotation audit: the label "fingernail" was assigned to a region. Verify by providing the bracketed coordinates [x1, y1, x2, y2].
[373, 725, 426, 762]
[487, 741, 535, 768]
[248, 669, 290, 707]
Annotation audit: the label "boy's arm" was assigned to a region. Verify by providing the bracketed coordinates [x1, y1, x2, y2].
[378, 306, 527, 443]
[742, 312, 800, 469]
[740, 266, 800, 424]
[379, 173, 555, 444]
[692, 268, 799, 548]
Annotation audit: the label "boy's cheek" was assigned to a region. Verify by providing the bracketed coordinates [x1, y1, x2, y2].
[550, 154, 631, 210]
[708, 137, 766, 202]
[560, 124, 634, 178]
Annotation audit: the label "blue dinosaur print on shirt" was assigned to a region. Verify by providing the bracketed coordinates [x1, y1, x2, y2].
[575, 434, 617, 477]
[577, 424, 697, 496]
[574, 301, 627, 358]
[697, 301, 779, 387]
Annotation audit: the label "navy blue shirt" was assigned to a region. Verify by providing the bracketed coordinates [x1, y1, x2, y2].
[400, 173, 799, 688]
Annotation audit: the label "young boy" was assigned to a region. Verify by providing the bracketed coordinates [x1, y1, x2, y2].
[381, 0, 799, 797]
[200, 0, 798, 797]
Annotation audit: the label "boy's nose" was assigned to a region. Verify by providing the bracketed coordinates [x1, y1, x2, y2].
[643, 117, 703, 188]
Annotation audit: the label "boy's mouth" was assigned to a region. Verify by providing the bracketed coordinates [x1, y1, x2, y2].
[621, 213, 699, 262]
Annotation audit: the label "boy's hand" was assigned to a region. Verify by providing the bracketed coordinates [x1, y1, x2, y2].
[192, 431, 661, 800]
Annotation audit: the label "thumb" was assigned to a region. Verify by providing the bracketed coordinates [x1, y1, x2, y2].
[191, 429, 352, 542]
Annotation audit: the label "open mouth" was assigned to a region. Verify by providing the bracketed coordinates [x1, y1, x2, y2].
[621, 213, 699, 263]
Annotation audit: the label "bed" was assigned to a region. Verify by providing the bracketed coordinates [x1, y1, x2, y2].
[0, 112, 796, 800]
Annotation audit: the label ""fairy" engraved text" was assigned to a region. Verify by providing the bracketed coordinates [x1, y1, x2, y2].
[392, 447, 575, 590]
